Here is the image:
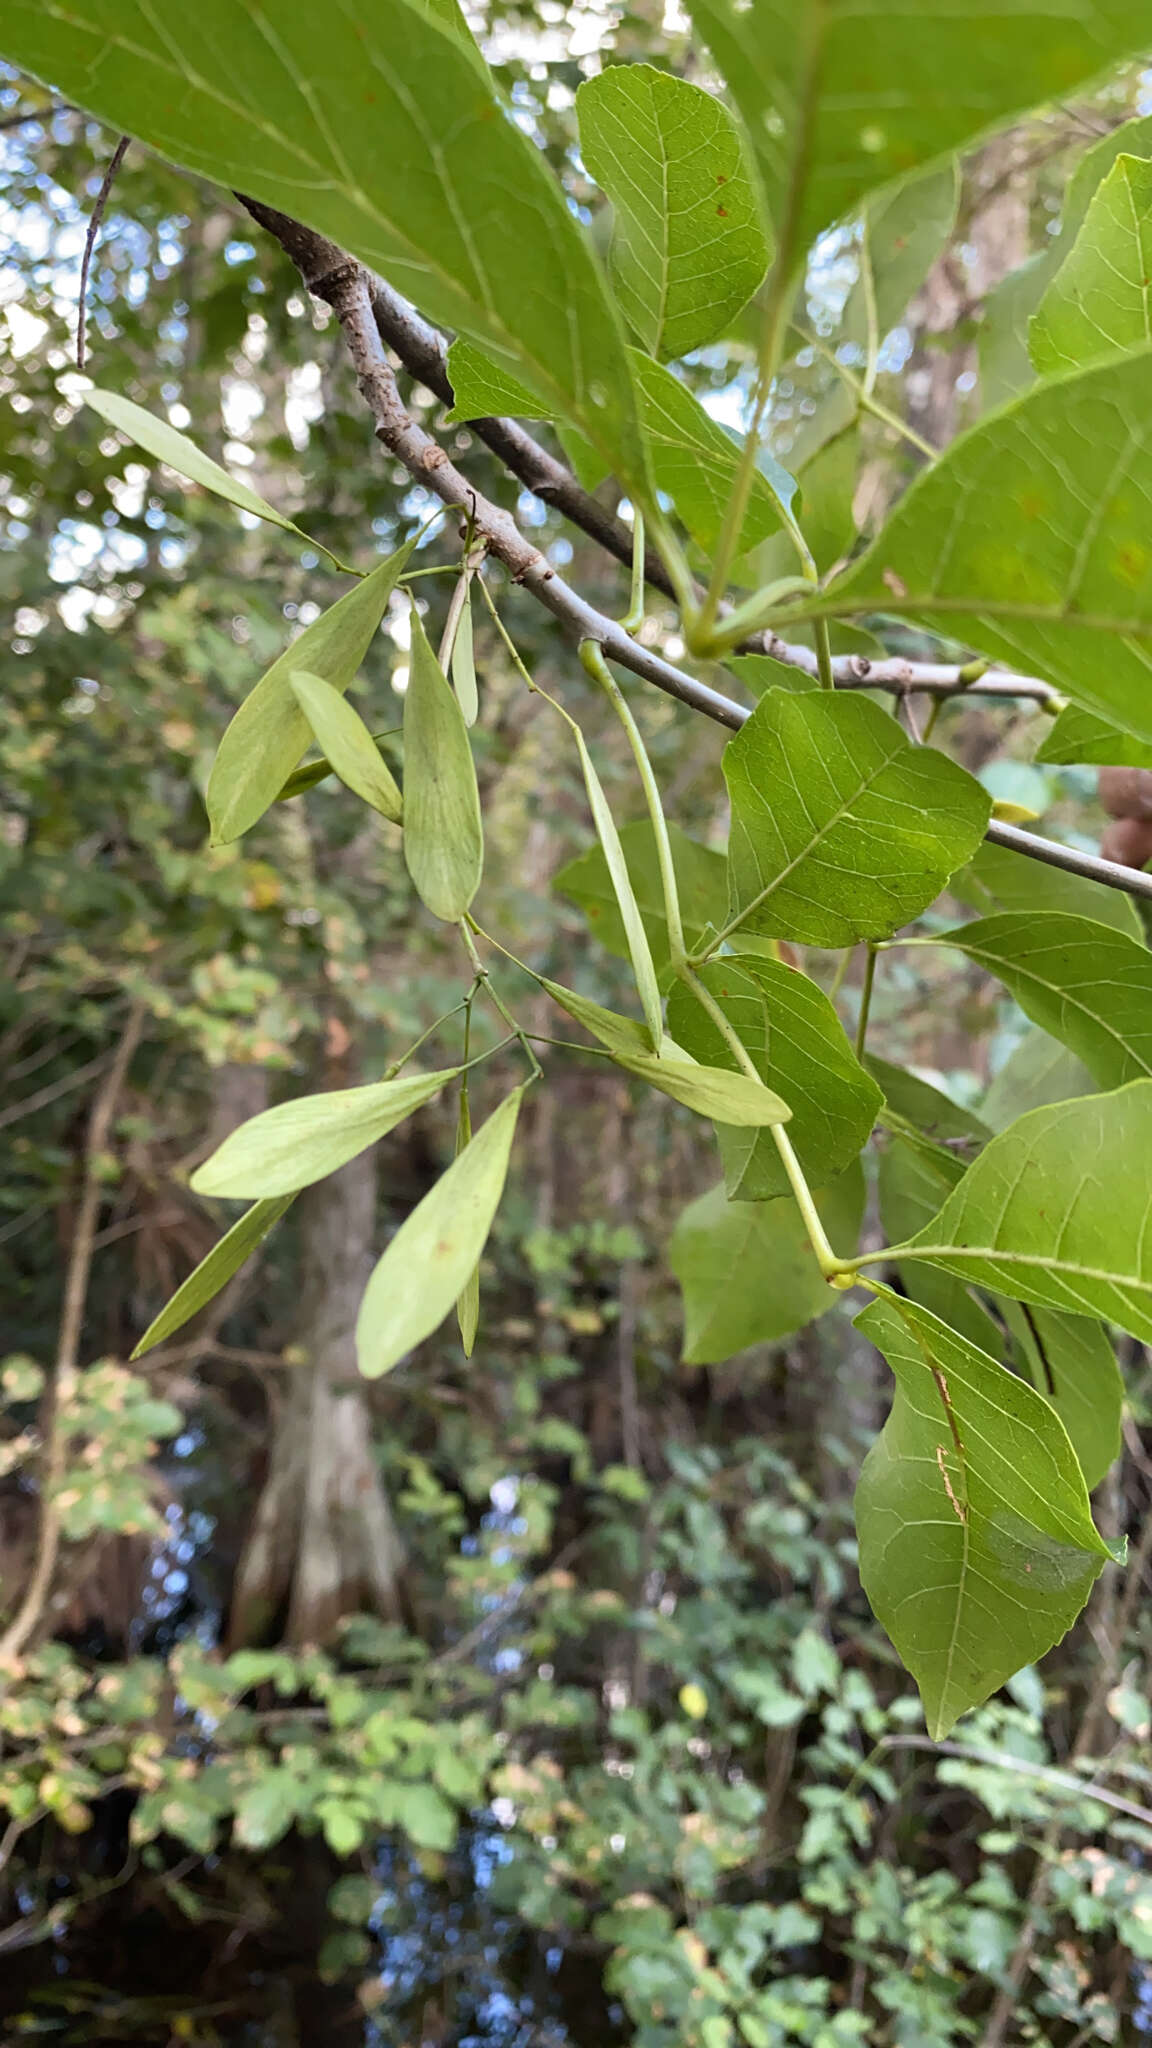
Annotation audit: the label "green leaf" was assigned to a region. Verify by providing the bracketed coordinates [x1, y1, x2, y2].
[576, 64, 770, 360]
[4, 0, 646, 490]
[779, 427, 859, 577]
[289, 671, 403, 823]
[865, 1056, 990, 1157]
[403, 606, 483, 921]
[444, 339, 796, 555]
[950, 838, 1143, 939]
[817, 351, 1152, 746]
[454, 1082, 480, 1357]
[940, 911, 1152, 1089]
[83, 389, 320, 549]
[889, 1081, 1152, 1340]
[726, 652, 819, 699]
[445, 339, 541, 423]
[977, 117, 1152, 411]
[320, 1807, 366, 1858]
[981, 1028, 1095, 1131]
[1035, 702, 1152, 771]
[1002, 1302, 1123, 1494]
[357, 1087, 523, 1377]
[878, 1133, 1006, 1357]
[207, 541, 415, 844]
[394, 1782, 458, 1851]
[631, 352, 796, 556]
[234, 1772, 302, 1851]
[842, 163, 960, 358]
[574, 732, 664, 1050]
[855, 1291, 1114, 1740]
[451, 583, 479, 727]
[130, 1197, 294, 1359]
[1031, 155, 1152, 376]
[610, 1049, 791, 1127]
[555, 819, 727, 981]
[539, 978, 654, 1058]
[979, 256, 1057, 413]
[666, 957, 882, 1199]
[682, 0, 1145, 254]
[670, 1163, 864, 1364]
[190, 1069, 459, 1200]
[724, 690, 990, 945]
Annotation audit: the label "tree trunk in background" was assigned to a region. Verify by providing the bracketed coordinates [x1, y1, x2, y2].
[904, 131, 1033, 452]
[228, 1143, 406, 1647]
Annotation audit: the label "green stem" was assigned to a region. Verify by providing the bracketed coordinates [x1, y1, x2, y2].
[689, 894, 766, 966]
[580, 640, 686, 968]
[770, 1124, 848, 1280]
[459, 924, 542, 1081]
[794, 324, 939, 462]
[679, 961, 848, 1281]
[855, 944, 878, 1059]
[778, 514, 833, 691]
[921, 696, 944, 743]
[384, 996, 472, 1079]
[828, 946, 855, 1001]
[813, 618, 835, 692]
[619, 508, 647, 633]
[693, 250, 801, 648]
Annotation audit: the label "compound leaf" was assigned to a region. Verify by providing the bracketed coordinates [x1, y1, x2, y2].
[290, 670, 403, 823]
[819, 350, 1152, 746]
[683, 0, 1145, 253]
[1036, 702, 1152, 771]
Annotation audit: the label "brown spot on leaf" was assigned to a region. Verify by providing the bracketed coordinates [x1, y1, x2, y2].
[936, 1444, 966, 1525]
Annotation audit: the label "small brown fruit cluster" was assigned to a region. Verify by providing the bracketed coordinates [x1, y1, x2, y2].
[1099, 767, 1152, 870]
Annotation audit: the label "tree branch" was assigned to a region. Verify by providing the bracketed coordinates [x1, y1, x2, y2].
[0, 1006, 145, 1663]
[239, 195, 1059, 710]
[238, 195, 667, 595]
[239, 204, 1152, 910]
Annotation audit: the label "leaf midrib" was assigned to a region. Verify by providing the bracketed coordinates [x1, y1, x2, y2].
[898, 1245, 1152, 1294]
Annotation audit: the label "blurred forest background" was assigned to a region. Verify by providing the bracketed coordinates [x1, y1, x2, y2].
[4, 6, 1152, 2044]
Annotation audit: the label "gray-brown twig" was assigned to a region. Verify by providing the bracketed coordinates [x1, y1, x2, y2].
[0, 1004, 145, 1662]
[239, 203, 1152, 910]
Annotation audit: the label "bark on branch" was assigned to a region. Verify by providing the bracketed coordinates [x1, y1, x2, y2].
[240, 201, 1152, 909]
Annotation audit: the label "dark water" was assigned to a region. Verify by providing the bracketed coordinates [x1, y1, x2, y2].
[0, 1458, 621, 2046]
[0, 1816, 621, 2045]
